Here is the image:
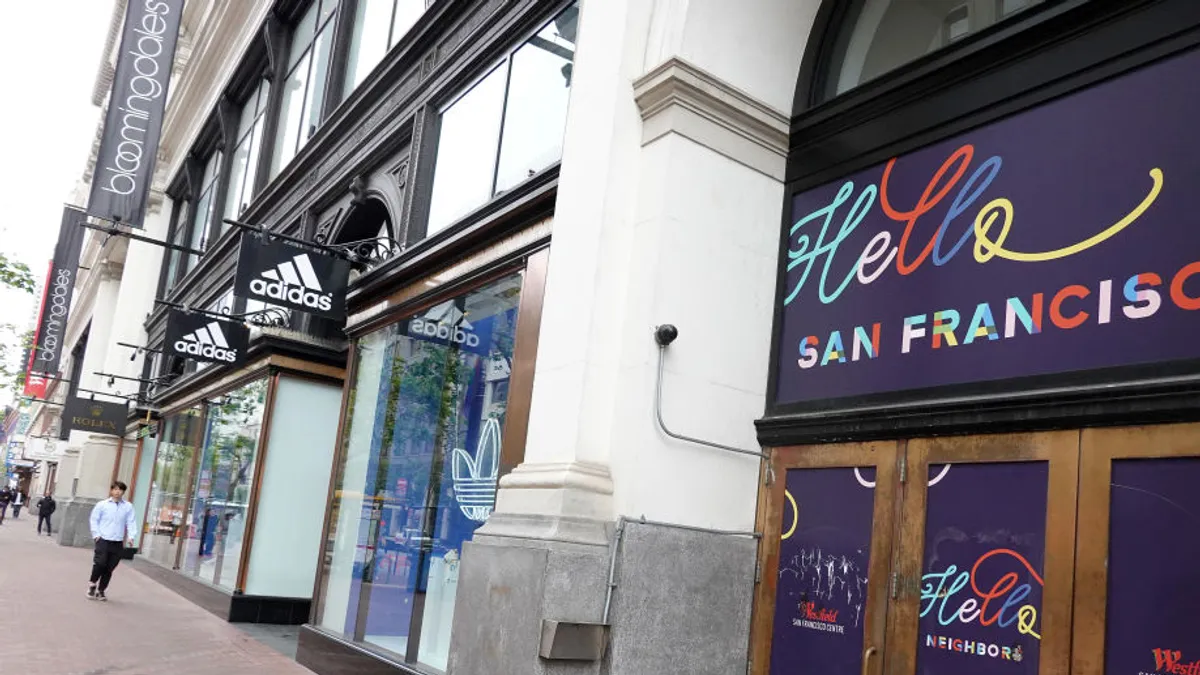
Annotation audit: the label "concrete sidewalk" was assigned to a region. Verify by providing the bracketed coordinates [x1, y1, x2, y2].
[0, 512, 313, 675]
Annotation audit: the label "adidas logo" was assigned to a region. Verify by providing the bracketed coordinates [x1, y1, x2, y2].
[451, 417, 502, 522]
[410, 301, 480, 347]
[174, 321, 239, 363]
[249, 253, 333, 311]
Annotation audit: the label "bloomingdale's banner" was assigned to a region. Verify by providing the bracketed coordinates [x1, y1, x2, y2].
[32, 208, 87, 376]
[775, 48, 1200, 407]
[86, 0, 184, 228]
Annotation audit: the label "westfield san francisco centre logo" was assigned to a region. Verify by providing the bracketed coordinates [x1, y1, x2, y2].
[1153, 649, 1200, 675]
[250, 253, 333, 312]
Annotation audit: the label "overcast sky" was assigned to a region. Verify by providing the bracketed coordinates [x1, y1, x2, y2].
[0, 0, 112, 405]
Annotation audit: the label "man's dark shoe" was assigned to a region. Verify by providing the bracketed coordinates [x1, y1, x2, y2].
[87, 584, 97, 599]
[97, 591, 107, 602]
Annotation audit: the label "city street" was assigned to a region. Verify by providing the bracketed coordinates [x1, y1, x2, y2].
[0, 515, 312, 675]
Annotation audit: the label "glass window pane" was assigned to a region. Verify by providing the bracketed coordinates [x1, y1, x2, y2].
[288, 3, 319, 69]
[224, 138, 250, 221]
[181, 379, 267, 590]
[271, 52, 310, 177]
[391, 0, 426, 47]
[140, 409, 202, 570]
[300, 25, 334, 148]
[826, 0, 1045, 100]
[315, 273, 524, 666]
[494, 6, 578, 194]
[416, 276, 523, 671]
[242, 117, 267, 209]
[344, 0, 394, 96]
[426, 66, 507, 236]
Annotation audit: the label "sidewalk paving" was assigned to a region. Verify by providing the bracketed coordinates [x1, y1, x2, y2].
[0, 513, 314, 675]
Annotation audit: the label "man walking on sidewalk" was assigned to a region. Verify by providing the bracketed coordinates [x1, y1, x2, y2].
[88, 481, 137, 601]
[12, 490, 26, 519]
[37, 493, 56, 536]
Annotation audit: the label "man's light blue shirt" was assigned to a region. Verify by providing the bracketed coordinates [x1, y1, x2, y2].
[90, 498, 136, 543]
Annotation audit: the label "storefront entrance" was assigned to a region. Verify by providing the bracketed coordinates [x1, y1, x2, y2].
[752, 423, 1200, 674]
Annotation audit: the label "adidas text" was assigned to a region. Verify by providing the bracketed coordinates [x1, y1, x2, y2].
[411, 319, 481, 347]
[174, 340, 237, 363]
[250, 279, 333, 311]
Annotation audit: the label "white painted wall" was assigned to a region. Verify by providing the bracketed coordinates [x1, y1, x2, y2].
[244, 376, 342, 599]
[502, 0, 821, 533]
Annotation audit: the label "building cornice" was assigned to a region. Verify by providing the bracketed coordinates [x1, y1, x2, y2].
[633, 57, 789, 181]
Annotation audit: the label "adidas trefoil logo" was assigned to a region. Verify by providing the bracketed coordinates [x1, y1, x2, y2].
[451, 417, 501, 522]
[249, 253, 332, 311]
[174, 321, 238, 363]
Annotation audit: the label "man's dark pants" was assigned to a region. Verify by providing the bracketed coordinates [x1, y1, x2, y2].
[90, 539, 125, 592]
[0, 503, 7, 524]
[38, 514, 52, 535]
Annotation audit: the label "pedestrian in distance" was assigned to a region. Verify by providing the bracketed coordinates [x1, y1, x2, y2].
[37, 492, 56, 536]
[87, 481, 137, 601]
[0, 486, 12, 524]
[12, 490, 26, 519]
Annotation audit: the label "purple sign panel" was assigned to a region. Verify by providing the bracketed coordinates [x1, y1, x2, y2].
[775, 48, 1200, 406]
[1104, 458, 1200, 675]
[770, 467, 876, 674]
[917, 462, 1048, 674]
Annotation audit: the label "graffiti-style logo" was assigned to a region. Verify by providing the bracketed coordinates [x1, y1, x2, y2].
[921, 548, 1043, 641]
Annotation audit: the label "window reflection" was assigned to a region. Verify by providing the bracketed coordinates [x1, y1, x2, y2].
[141, 409, 202, 569]
[425, 66, 507, 237]
[181, 379, 267, 590]
[271, 0, 338, 178]
[495, 8, 578, 193]
[187, 152, 222, 273]
[316, 273, 524, 670]
[425, 3, 578, 237]
[344, 0, 428, 97]
[225, 80, 271, 221]
[826, 0, 1044, 100]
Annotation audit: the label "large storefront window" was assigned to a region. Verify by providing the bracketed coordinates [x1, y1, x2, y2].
[317, 273, 523, 671]
[181, 378, 268, 591]
[141, 408, 203, 569]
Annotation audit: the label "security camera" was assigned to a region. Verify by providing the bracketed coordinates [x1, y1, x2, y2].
[654, 324, 679, 347]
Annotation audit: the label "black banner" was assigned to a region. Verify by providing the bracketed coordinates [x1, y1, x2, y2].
[235, 236, 350, 320]
[62, 397, 128, 437]
[32, 208, 87, 375]
[86, 0, 184, 228]
[164, 309, 249, 366]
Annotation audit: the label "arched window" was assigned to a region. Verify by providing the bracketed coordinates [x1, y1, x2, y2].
[821, 0, 1046, 101]
[336, 198, 393, 244]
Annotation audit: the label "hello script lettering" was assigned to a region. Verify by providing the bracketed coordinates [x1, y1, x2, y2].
[784, 144, 1164, 307]
[921, 549, 1043, 641]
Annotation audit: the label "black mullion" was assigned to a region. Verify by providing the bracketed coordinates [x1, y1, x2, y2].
[489, 57, 515, 197]
[387, 0, 400, 48]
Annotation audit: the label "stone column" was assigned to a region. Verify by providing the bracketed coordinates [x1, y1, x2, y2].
[450, 1, 816, 673]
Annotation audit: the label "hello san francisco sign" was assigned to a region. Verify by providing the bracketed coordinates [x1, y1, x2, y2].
[773, 49, 1200, 406]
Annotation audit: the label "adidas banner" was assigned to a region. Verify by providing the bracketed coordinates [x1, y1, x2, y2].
[86, 0, 184, 228]
[32, 207, 87, 376]
[63, 397, 128, 437]
[164, 310, 249, 367]
[235, 236, 350, 320]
